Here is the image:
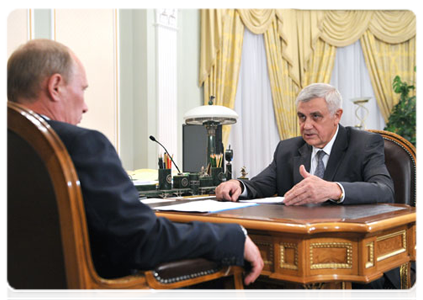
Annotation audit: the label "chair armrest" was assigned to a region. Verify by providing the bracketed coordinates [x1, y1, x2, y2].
[94, 258, 246, 300]
[152, 258, 220, 284]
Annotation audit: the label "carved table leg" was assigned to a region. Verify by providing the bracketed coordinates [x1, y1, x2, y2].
[303, 282, 327, 300]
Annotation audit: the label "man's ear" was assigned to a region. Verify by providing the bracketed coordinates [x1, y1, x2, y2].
[46, 74, 64, 102]
[334, 108, 343, 125]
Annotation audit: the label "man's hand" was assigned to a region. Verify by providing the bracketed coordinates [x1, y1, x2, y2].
[243, 236, 264, 285]
[215, 179, 243, 202]
[283, 165, 342, 206]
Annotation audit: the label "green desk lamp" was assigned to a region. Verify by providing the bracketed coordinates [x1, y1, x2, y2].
[183, 96, 238, 164]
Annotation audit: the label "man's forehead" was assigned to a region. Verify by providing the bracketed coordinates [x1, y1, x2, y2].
[297, 98, 328, 112]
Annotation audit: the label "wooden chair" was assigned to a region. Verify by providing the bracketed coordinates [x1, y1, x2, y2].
[7, 101, 244, 289]
[369, 130, 420, 207]
[369, 130, 420, 299]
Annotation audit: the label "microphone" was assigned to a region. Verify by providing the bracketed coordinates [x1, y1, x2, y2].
[149, 135, 182, 174]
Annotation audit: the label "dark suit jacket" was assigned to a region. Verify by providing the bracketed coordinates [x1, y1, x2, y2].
[243, 125, 394, 205]
[47, 119, 245, 278]
[244, 125, 399, 288]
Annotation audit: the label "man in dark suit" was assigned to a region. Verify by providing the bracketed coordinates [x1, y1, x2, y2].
[7, 39, 263, 284]
[216, 82, 397, 288]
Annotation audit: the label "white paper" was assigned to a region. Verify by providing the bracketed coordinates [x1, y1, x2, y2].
[239, 197, 284, 204]
[140, 198, 176, 204]
[132, 180, 158, 186]
[166, 195, 217, 201]
[154, 199, 258, 213]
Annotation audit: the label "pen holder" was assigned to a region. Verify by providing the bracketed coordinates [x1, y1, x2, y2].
[211, 167, 224, 187]
[173, 174, 189, 189]
[158, 169, 172, 190]
[199, 176, 213, 187]
[189, 173, 200, 195]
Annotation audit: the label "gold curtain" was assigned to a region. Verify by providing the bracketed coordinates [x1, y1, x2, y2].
[199, 9, 416, 142]
[361, 31, 416, 121]
[303, 38, 336, 87]
[317, 10, 416, 122]
[298, 11, 336, 89]
[264, 18, 299, 139]
[200, 9, 245, 144]
[237, 9, 275, 34]
[200, 9, 302, 140]
[240, 9, 300, 139]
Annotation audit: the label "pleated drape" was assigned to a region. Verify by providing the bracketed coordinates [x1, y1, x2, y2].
[199, 9, 415, 141]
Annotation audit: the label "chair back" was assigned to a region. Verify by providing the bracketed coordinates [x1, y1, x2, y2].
[7, 101, 243, 289]
[369, 130, 416, 206]
[7, 101, 115, 289]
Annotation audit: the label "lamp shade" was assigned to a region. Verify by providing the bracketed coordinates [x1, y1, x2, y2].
[184, 105, 238, 125]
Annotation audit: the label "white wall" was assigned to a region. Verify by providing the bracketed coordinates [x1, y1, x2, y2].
[7, 10, 28, 56]
[177, 10, 203, 172]
[55, 9, 119, 149]
[7, 9, 203, 172]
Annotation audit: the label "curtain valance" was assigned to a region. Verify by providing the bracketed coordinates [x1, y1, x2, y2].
[237, 9, 275, 35]
[321, 10, 416, 47]
[200, 9, 416, 87]
[199, 9, 415, 141]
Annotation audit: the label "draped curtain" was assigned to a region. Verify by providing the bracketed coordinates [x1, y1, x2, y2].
[199, 9, 416, 142]
[200, 9, 245, 144]
[320, 10, 416, 122]
[228, 29, 280, 178]
[331, 40, 386, 130]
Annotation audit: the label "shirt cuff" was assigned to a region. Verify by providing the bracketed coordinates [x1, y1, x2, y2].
[239, 180, 248, 198]
[330, 182, 345, 204]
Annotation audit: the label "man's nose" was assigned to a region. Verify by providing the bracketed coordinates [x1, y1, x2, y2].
[303, 118, 313, 129]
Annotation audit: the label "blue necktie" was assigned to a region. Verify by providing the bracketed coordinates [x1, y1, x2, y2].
[314, 150, 325, 178]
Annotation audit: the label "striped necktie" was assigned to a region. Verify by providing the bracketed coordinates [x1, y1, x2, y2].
[314, 150, 326, 178]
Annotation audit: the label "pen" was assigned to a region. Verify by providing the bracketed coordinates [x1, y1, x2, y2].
[158, 155, 163, 169]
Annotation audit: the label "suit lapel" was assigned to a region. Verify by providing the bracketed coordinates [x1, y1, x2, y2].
[293, 142, 312, 184]
[324, 125, 348, 181]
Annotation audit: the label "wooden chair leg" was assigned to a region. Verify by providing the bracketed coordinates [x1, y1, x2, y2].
[224, 271, 247, 300]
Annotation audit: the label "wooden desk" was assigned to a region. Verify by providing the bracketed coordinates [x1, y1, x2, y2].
[154, 202, 416, 289]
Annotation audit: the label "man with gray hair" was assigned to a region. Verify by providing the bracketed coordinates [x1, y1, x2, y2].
[216, 83, 400, 289]
[216, 83, 394, 206]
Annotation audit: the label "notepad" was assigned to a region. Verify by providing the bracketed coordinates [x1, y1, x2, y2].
[154, 199, 258, 213]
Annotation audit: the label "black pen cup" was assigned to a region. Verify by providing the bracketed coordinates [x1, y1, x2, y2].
[189, 173, 200, 195]
[211, 167, 224, 186]
[199, 176, 213, 187]
[158, 169, 172, 190]
[173, 174, 189, 189]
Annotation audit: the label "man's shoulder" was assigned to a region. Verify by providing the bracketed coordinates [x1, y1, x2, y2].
[274, 136, 307, 155]
[47, 120, 109, 147]
[278, 135, 306, 147]
[342, 126, 383, 148]
[344, 126, 380, 140]
[48, 120, 103, 138]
